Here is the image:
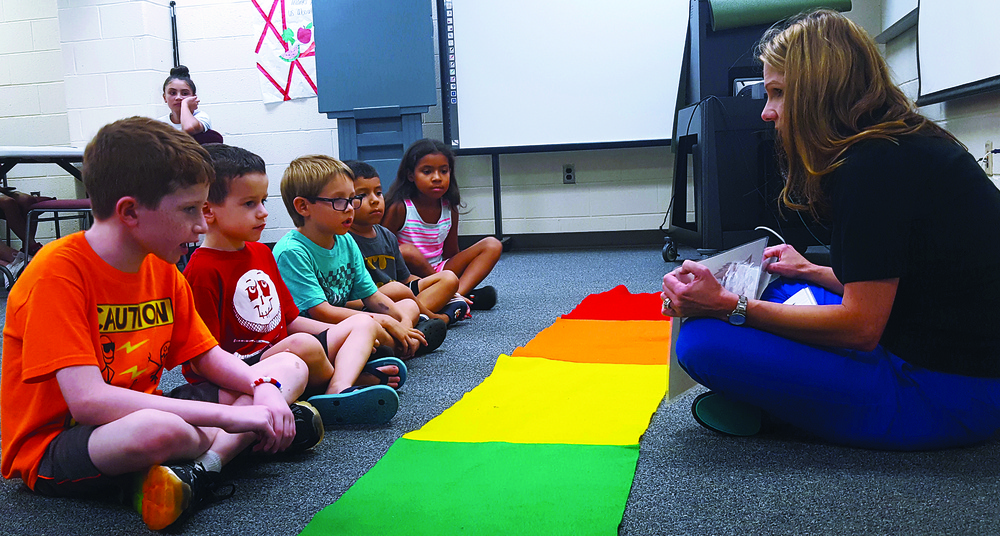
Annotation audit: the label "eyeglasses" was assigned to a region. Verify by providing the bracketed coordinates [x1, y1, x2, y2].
[307, 195, 363, 212]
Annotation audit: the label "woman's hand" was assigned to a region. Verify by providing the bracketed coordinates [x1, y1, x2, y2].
[763, 244, 815, 279]
[661, 260, 738, 319]
[764, 244, 844, 295]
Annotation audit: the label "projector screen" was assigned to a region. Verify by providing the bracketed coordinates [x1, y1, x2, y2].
[917, 0, 1000, 105]
[438, 0, 690, 151]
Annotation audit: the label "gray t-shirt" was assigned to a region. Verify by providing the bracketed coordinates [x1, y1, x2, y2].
[350, 225, 411, 287]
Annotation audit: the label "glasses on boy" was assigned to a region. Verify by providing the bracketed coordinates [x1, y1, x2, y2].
[307, 195, 363, 212]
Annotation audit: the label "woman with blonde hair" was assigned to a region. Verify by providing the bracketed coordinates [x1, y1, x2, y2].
[661, 9, 1000, 450]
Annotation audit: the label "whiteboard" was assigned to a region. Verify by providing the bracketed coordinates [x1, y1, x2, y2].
[441, 0, 690, 150]
[917, 0, 1000, 104]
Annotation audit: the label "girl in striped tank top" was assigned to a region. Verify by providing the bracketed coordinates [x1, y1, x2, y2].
[383, 139, 501, 310]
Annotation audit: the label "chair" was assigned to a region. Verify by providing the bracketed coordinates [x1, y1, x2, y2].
[22, 198, 92, 268]
[193, 129, 224, 145]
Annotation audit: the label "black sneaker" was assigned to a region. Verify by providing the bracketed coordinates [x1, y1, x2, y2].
[137, 461, 233, 530]
[287, 400, 324, 454]
[370, 344, 396, 360]
[466, 285, 497, 310]
[414, 317, 447, 355]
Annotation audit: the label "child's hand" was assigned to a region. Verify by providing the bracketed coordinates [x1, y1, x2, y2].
[251, 382, 295, 453]
[406, 327, 427, 349]
[377, 315, 420, 358]
[182, 95, 200, 111]
[221, 404, 279, 452]
[455, 293, 473, 318]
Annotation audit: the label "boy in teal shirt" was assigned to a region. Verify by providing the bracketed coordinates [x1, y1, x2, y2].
[273, 155, 446, 359]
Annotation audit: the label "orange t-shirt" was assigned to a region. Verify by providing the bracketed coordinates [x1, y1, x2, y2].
[0, 232, 217, 489]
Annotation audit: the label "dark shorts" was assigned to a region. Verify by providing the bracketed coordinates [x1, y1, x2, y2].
[409, 279, 421, 296]
[314, 329, 330, 356]
[32, 383, 217, 497]
[33, 424, 119, 497]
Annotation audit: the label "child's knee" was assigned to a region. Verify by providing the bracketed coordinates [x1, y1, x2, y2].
[252, 351, 309, 392]
[340, 314, 379, 338]
[480, 236, 503, 258]
[436, 270, 460, 291]
[397, 298, 420, 321]
[126, 410, 204, 459]
[278, 333, 328, 370]
[382, 280, 413, 298]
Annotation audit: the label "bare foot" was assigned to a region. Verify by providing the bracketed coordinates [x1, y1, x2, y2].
[11, 191, 55, 212]
[357, 364, 401, 389]
[0, 243, 16, 263]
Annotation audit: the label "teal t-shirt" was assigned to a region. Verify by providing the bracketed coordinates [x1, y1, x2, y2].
[272, 229, 378, 312]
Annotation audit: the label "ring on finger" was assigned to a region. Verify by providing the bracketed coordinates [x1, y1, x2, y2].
[663, 297, 673, 310]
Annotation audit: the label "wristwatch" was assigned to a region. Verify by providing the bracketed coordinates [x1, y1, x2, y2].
[728, 295, 748, 326]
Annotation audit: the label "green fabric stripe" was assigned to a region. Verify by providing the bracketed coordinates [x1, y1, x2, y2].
[301, 439, 640, 536]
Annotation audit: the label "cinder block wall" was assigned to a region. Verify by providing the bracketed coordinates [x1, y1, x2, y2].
[0, 0, 73, 202]
[1, 0, 994, 247]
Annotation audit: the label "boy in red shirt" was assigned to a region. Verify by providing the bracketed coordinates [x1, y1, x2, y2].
[183, 144, 403, 426]
[0, 117, 320, 531]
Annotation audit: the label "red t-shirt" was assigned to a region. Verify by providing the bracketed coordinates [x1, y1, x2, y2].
[1, 233, 217, 489]
[183, 242, 299, 370]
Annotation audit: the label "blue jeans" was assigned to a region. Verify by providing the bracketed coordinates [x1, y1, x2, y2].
[676, 279, 1000, 450]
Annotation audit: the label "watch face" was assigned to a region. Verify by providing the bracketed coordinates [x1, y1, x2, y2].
[728, 313, 746, 326]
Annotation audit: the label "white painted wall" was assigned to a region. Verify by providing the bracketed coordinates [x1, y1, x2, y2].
[2, 0, 993, 246]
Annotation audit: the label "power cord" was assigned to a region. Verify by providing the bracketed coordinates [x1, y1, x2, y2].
[975, 148, 1000, 162]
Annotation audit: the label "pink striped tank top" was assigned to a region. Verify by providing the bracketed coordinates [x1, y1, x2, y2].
[397, 198, 451, 270]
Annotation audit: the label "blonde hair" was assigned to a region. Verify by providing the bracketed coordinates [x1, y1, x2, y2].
[758, 9, 959, 218]
[280, 155, 354, 227]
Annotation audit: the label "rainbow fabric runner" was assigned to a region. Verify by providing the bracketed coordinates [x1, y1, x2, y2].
[300, 286, 671, 536]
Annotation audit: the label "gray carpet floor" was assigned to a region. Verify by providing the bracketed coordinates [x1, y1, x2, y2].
[1, 245, 999, 535]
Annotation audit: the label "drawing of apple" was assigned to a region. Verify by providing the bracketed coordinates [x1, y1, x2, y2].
[297, 25, 312, 44]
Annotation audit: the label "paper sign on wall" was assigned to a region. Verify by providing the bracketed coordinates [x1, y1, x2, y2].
[251, 0, 318, 103]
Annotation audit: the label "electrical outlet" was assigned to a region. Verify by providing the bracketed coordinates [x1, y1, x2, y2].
[988, 141, 994, 177]
[563, 164, 575, 184]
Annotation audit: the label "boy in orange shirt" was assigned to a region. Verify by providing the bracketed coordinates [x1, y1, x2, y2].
[0, 117, 320, 531]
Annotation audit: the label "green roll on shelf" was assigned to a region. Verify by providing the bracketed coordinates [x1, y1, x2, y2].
[709, 0, 852, 31]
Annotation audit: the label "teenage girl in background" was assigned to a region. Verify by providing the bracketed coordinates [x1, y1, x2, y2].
[383, 139, 502, 310]
[159, 65, 211, 136]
